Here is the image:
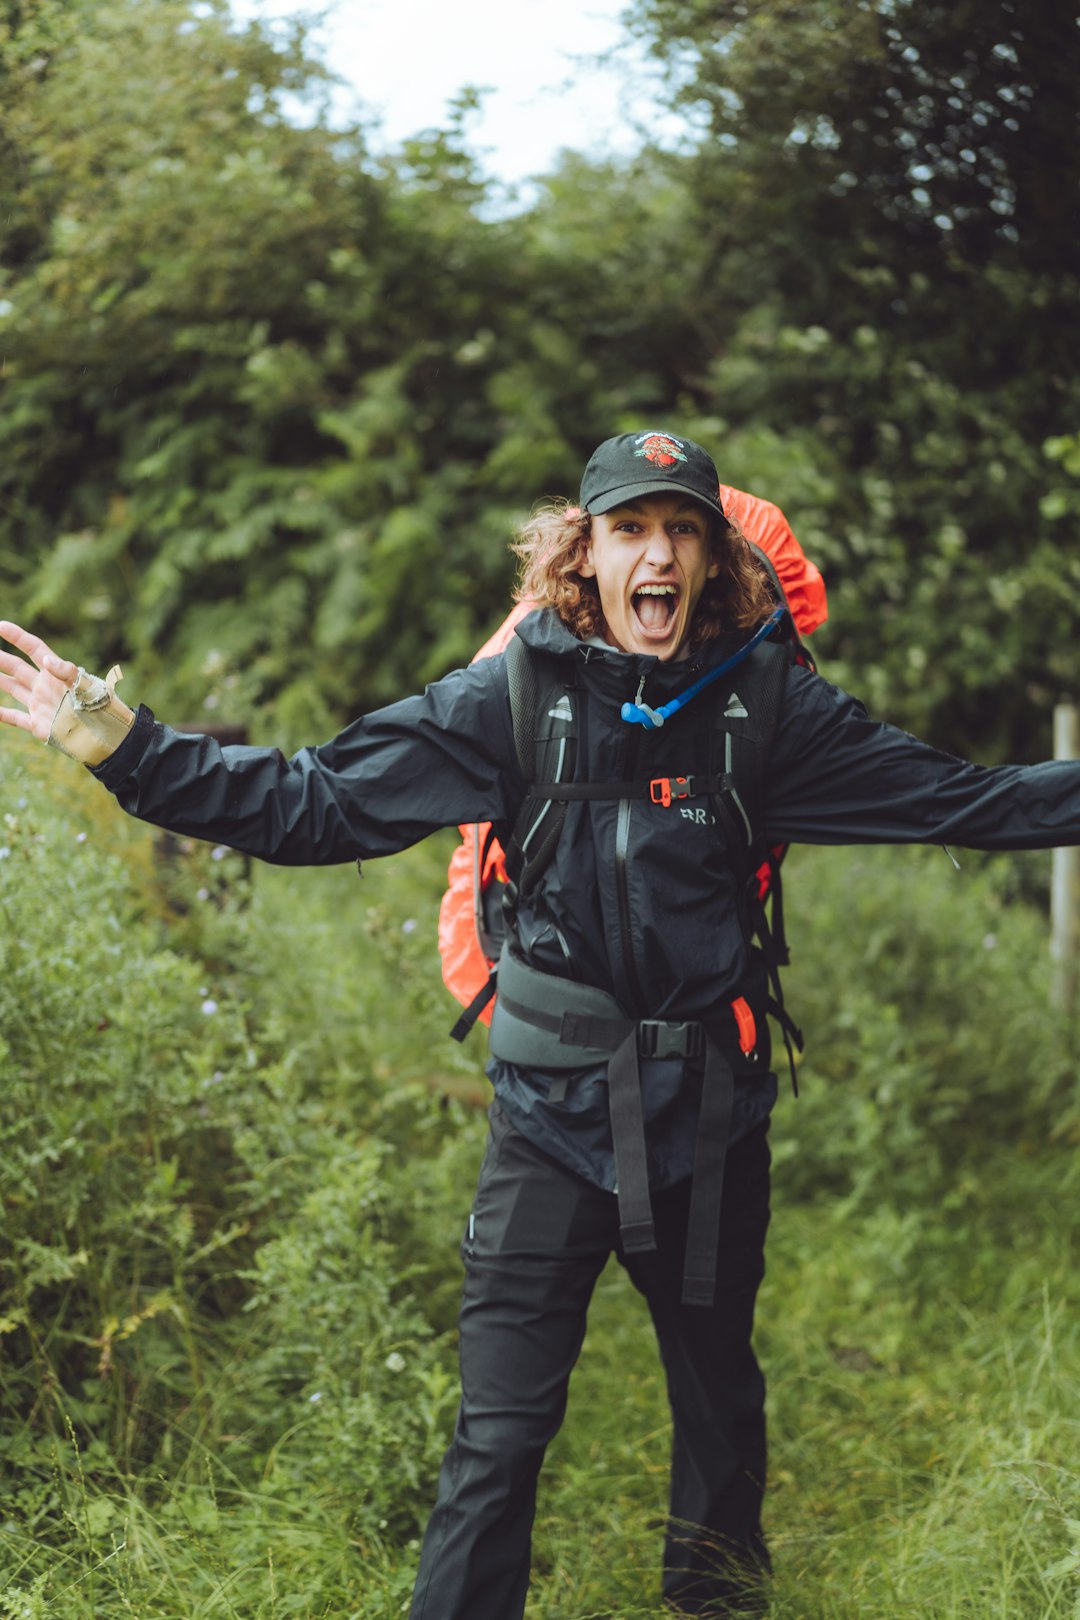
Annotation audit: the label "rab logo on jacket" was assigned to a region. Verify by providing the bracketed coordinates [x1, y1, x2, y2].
[634, 432, 688, 469]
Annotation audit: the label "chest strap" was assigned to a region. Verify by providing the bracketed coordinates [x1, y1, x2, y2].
[525, 773, 731, 807]
[489, 945, 746, 1308]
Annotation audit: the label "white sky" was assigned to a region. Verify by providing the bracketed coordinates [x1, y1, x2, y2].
[231, 0, 690, 194]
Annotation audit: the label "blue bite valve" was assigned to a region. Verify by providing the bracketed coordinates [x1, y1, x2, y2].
[620, 699, 666, 729]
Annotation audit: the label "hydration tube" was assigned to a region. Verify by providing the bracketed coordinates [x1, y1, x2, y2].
[620, 605, 786, 729]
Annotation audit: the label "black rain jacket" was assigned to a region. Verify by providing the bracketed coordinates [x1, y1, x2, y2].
[95, 608, 1080, 1191]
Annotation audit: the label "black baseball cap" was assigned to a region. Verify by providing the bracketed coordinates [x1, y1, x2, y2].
[580, 431, 726, 519]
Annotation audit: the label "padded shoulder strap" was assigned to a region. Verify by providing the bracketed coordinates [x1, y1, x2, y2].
[505, 632, 540, 781]
[503, 638, 579, 901]
[735, 638, 790, 755]
[708, 639, 791, 866]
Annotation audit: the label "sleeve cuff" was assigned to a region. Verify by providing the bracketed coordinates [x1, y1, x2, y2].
[90, 704, 158, 788]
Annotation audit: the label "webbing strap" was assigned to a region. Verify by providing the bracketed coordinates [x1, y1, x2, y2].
[608, 1030, 656, 1255]
[681, 1039, 735, 1308]
[764, 854, 790, 967]
[753, 896, 804, 1096]
[448, 969, 498, 1043]
[526, 774, 730, 804]
[561, 1009, 634, 1050]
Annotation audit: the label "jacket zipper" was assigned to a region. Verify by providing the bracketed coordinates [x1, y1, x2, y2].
[615, 710, 647, 1012]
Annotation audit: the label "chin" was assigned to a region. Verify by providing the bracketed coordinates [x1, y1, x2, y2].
[644, 623, 690, 661]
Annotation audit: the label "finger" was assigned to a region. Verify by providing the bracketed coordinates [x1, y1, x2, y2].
[0, 650, 66, 710]
[0, 703, 36, 735]
[0, 621, 77, 685]
[0, 667, 31, 706]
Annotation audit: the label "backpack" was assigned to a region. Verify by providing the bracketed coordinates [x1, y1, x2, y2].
[437, 487, 826, 1049]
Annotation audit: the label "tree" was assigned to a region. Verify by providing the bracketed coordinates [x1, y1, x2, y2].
[1, 2, 699, 742]
[0, 3, 544, 739]
[627, 0, 1080, 755]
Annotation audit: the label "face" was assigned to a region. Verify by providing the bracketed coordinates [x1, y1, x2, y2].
[578, 495, 720, 661]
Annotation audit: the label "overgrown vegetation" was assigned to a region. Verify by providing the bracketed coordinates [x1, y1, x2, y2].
[1, 754, 1077, 1617]
[2, 0, 1079, 1612]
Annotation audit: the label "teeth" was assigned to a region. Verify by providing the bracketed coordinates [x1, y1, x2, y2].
[634, 585, 677, 596]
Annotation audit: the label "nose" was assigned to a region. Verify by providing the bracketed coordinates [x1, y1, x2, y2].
[643, 523, 676, 568]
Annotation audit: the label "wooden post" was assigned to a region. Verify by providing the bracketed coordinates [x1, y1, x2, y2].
[1050, 702, 1079, 1013]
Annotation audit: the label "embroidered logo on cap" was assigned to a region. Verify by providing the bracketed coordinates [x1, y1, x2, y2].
[634, 432, 688, 469]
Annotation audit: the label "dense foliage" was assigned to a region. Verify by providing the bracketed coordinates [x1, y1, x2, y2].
[626, 0, 1080, 754]
[0, 755, 1077, 1615]
[2, 0, 1078, 753]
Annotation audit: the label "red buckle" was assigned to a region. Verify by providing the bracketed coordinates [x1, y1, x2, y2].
[649, 776, 692, 808]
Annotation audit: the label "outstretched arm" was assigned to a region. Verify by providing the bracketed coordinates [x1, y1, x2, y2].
[0, 620, 136, 764]
[1, 618, 523, 866]
[765, 662, 1080, 851]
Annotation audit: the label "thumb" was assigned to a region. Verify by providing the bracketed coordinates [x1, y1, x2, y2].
[43, 652, 80, 688]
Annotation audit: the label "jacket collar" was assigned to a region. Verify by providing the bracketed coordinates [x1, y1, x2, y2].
[513, 606, 751, 705]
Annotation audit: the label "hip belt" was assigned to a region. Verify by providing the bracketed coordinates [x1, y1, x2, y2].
[489, 944, 746, 1308]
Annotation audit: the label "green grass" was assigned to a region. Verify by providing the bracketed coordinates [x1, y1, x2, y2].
[2, 753, 1079, 1617]
[523, 1194, 1080, 1619]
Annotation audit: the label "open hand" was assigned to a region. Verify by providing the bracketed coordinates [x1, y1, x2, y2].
[0, 621, 80, 742]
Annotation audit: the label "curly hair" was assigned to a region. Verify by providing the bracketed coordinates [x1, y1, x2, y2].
[511, 500, 777, 651]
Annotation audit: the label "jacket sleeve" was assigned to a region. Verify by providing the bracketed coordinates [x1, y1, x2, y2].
[91, 657, 524, 865]
[763, 663, 1080, 851]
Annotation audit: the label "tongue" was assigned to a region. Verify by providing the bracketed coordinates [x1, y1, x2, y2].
[635, 593, 673, 632]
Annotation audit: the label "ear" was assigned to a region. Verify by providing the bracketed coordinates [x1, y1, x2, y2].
[577, 531, 597, 578]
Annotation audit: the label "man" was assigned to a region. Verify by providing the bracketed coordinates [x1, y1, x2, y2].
[3, 431, 1079, 1619]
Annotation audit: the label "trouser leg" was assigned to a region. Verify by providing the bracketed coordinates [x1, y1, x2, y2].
[409, 1105, 613, 1620]
[621, 1122, 772, 1617]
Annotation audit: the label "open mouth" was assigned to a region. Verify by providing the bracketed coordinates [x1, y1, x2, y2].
[632, 583, 679, 635]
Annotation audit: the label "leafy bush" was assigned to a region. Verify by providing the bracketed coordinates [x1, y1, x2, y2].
[0, 749, 484, 1612]
[774, 841, 1079, 1217]
[2, 747, 1079, 1615]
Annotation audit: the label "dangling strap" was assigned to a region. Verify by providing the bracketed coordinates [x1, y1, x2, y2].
[752, 895, 804, 1095]
[766, 857, 790, 967]
[680, 1036, 736, 1308]
[449, 968, 498, 1043]
[608, 1030, 656, 1254]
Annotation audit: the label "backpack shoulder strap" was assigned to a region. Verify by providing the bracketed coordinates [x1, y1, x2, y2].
[504, 632, 540, 781]
[502, 637, 580, 905]
[708, 637, 790, 851]
[709, 638, 805, 1089]
[448, 635, 573, 1043]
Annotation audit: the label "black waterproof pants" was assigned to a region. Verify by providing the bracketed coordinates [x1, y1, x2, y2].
[408, 1105, 772, 1620]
